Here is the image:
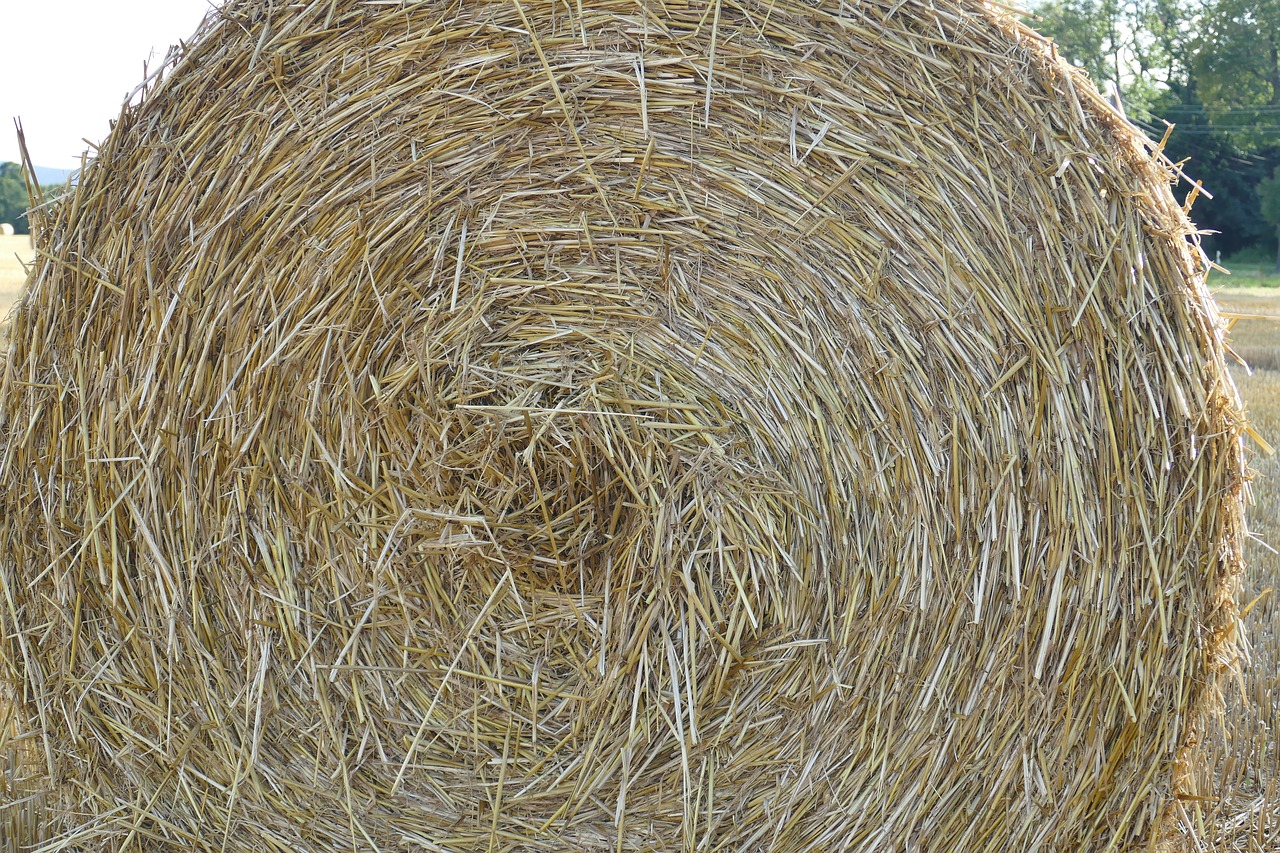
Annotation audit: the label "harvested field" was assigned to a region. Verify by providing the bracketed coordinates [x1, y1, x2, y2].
[0, 0, 1255, 851]
[1195, 289, 1280, 853]
[0, 234, 33, 337]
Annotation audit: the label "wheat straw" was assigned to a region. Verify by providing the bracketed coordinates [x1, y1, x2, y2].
[0, 0, 1247, 850]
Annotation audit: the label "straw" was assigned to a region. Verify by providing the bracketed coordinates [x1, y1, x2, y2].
[0, 0, 1247, 850]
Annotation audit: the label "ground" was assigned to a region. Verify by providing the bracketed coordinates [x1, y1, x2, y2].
[0, 234, 31, 331]
[1199, 283, 1280, 851]
[0, 240, 1277, 847]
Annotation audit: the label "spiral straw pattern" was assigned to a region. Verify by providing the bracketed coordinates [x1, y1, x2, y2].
[0, 1, 1247, 849]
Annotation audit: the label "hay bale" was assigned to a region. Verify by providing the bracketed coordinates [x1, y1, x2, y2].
[0, 0, 1247, 849]
[0, 224, 14, 237]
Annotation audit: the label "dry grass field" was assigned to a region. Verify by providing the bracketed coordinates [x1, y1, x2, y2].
[0, 234, 33, 340]
[1198, 287, 1280, 851]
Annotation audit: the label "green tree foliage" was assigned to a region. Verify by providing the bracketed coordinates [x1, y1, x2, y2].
[1037, 0, 1117, 85]
[1034, 0, 1199, 117]
[1033, 0, 1280, 258]
[0, 162, 31, 235]
[1195, 0, 1280, 107]
[1150, 86, 1280, 257]
[1259, 165, 1280, 271]
[0, 163, 65, 236]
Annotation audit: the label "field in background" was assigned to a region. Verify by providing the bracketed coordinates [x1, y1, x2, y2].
[0, 234, 33, 339]
[1210, 266, 1280, 291]
[1208, 246, 1280, 291]
[1203, 288, 1280, 851]
[0, 251, 1275, 846]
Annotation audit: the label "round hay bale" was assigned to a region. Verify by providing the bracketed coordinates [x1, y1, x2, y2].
[0, 0, 1247, 850]
[0, 223, 14, 237]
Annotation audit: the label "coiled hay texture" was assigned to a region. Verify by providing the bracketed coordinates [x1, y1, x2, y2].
[0, 0, 1247, 850]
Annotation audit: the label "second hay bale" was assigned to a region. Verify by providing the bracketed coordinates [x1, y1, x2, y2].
[0, 0, 1247, 849]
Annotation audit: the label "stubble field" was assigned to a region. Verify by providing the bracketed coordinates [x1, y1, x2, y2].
[1200, 286, 1280, 851]
[0, 235, 1277, 847]
[0, 234, 32, 333]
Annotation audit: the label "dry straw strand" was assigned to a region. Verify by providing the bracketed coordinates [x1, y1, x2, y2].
[0, 0, 1248, 850]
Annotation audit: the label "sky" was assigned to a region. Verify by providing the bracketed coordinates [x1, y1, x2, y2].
[1, 0, 216, 170]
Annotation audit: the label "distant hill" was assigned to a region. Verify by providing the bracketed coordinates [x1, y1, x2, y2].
[32, 165, 75, 187]
[0, 163, 74, 187]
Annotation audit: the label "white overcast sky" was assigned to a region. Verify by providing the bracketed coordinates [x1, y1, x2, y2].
[1, 0, 216, 170]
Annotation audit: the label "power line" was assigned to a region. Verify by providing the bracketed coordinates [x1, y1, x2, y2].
[1134, 124, 1280, 136]
[1157, 128, 1280, 132]
[1155, 105, 1280, 113]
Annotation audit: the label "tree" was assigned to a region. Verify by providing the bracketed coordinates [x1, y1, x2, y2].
[1192, 0, 1280, 148]
[0, 162, 30, 235]
[1032, 0, 1280, 258]
[0, 163, 65, 236]
[1259, 164, 1280, 272]
[1033, 0, 1202, 117]
[1036, 0, 1116, 86]
[1145, 85, 1280, 258]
